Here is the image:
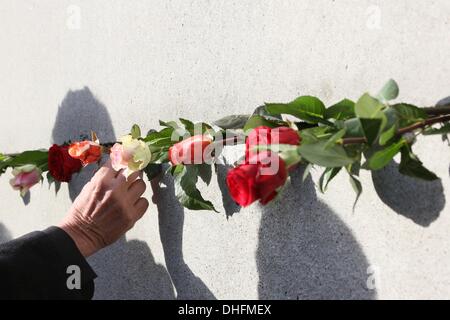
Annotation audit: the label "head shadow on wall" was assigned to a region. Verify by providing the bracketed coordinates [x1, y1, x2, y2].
[51, 87, 177, 299]
[256, 168, 376, 300]
[51, 87, 116, 201]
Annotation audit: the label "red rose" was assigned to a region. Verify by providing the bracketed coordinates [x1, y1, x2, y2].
[245, 126, 300, 162]
[226, 151, 288, 207]
[68, 141, 102, 166]
[48, 144, 82, 182]
[169, 134, 213, 165]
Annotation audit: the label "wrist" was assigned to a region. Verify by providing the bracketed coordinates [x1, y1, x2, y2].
[58, 219, 100, 257]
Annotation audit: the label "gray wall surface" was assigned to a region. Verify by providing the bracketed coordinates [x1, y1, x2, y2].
[0, 0, 449, 299]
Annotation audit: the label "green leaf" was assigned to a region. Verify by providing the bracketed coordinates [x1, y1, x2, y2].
[159, 120, 180, 129]
[297, 141, 355, 167]
[379, 125, 397, 146]
[144, 164, 162, 181]
[355, 93, 385, 119]
[348, 173, 362, 210]
[46, 171, 61, 194]
[359, 118, 383, 145]
[398, 146, 438, 181]
[131, 124, 141, 139]
[179, 118, 194, 135]
[324, 128, 346, 149]
[171, 164, 184, 175]
[255, 144, 301, 167]
[253, 105, 283, 120]
[54, 180, 61, 195]
[8, 150, 49, 171]
[423, 123, 450, 135]
[325, 99, 356, 120]
[213, 115, 250, 129]
[377, 79, 399, 102]
[365, 139, 405, 170]
[383, 106, 400, 129]
[318, 167, 341, 193]
[302, 163, 313, 182]
[46, 171, 54, 188]
[144, 127, 177, 146]
[392, 103, 427, 126]
[342, 118, 365, 137]
[299, 126, 331, 143]
[265, 96, 327, 124]
[195, 122, 215, 136]
[0, 154, 11, 175]
[197, 164, 212, 185]
[243, 115, 279, 131]
[174, 165, 218, 212]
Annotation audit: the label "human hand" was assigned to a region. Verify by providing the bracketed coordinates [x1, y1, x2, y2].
[58, 161, 149, 257]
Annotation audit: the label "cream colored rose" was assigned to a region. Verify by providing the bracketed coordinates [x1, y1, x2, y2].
[110, 135, 151, 175]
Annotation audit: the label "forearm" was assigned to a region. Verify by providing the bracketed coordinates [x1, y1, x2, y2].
[0, 227, 96, 300]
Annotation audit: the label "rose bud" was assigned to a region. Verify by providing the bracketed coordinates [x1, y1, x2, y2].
[9, 164, 42, 197]
[48, 144, 83, 182]
[245, 126, 301, 162]
[110, 135, 151, 175]
[226, 151, 288, 207]
[68, 141, 102, 166]
[168, 134, 213, 165]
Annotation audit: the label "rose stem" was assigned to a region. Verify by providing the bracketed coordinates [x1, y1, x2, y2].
[342, 114, 450, 145]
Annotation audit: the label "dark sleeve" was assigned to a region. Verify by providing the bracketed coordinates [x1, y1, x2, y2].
[0, 226, 97, 300]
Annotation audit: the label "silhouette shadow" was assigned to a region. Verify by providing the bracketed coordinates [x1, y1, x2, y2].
[88, 238, 175, 299]
[51, 87, 117, 201]
[51, 87, 176, 299]
[0, 223, 12, 244]
[151, 172, 216, 299]
[372, 161, 445, 227]
[257, 168, 376, 299]
[216, 164, 241, 218]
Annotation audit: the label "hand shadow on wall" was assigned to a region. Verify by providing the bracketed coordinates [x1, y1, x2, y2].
[257, 168, 376, 299]
[0, 223, 12, 244]
[371, 161, 445, 227]
[51, 87, 175, 299]
[151, 173, 216, 299]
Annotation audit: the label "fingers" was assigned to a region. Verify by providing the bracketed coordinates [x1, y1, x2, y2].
[134, 197, 149, 219]
[92, 159, 116, 182]
[128, 178, 147, 201]
[114, 168, 144, 186]
[126, 170, 143, 186]
[114, 168, 128, 183]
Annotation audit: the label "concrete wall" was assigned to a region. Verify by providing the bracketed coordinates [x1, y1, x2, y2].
[0, 0, 449, 299]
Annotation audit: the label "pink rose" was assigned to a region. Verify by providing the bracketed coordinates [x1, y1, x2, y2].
[168, 134, 213, 165]
[110, 143, 129, 171]
[9, 164, 42, 197]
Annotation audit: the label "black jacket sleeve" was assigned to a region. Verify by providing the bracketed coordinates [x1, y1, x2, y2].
[0, 226, 96, 300]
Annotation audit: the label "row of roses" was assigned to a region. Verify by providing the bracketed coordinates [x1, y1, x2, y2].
[9, 125, 300, 208]
[6, 80, 450, 212]
[10, 134, 150, 195]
